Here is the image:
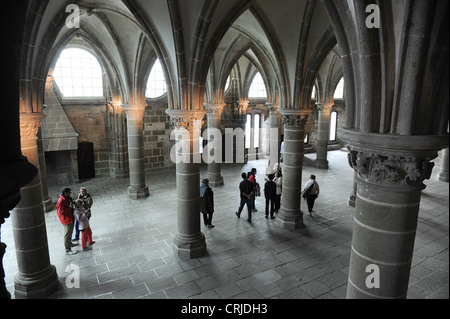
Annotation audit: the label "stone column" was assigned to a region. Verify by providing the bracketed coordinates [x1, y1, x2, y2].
[348, 170, 357, 208]
[122, 104, 149, 199]
[265, 103, 281, 174]
[314, 102, 333, 169]
[11, 113, 59, 298]
[36, 127, 52, 212]
[109, 102, 129, 178]
[343, 129, 447, 299]
[277, 108, 310, 230]
[436, 148, 449, 182]
[166, 109, 208, 259]
[204, 103, 225, 186]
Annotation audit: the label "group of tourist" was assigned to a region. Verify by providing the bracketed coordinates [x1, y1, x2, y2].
[56, 187, 95, 255]
[55, 166, 319, 254]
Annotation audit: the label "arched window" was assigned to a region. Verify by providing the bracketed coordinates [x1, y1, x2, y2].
[53, 48, 103, 97]
[329, 111, 338, 142]
[334, 77, 345, 99]
[311, 85, 316, 99]
[224, 75, 230, 92]
[248, 72, 267, 98]
[146, 59, 167, 98]
[245, 113, 261, 149]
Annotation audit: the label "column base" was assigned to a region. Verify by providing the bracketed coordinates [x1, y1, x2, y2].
[43, 197, 53, 213]
[277, 209, 304, 230]
[348, 194, 356, 207]
[173, 233, 206, 259]
[14, 265, 59, 299]
[207, 175, 224, 187]
[314, 159, 329, 169]
[437, 172, 449, 182]
[127, 186, 150, 199]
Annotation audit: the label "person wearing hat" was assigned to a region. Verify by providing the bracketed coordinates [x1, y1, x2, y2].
[301, 175, 320, 216]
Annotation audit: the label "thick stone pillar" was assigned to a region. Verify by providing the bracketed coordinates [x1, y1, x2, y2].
[436, 148, 449, 182]
[122, 104, 149, 199]
[314, 102, 333, 169]
[348, 170, 357, 208]
[109, 102, 129, 179]
[36, 127, 52, 212]
[166, 109, 207, 259]
[205, 103, 225, 186]
[11, 113, 59, 298]
[343, 129, 447, 299]
[265, 103, 281, 174]
[277, 108, 310, 230]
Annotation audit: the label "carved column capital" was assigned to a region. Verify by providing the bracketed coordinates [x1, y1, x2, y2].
[204, 103, 225, 118]
[19, 113, 45, 140]
[347, 147, 437, 189]
[315, 102, 334, 113]
[237, 100, 249, 114]
[341, 129, 449, 190]
[278, 108, 310, 127]
[121, 103, 147, 119]
[166, 109, 207, 130]
[266, 103, 280, 115]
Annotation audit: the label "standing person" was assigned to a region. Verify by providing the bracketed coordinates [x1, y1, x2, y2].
[56, 187, 77, 255]
[301, 175, 320, 216]
[264, 174, 277, 219]
[248, 168, 259, 212]
[72, 199, 95, 251]
[274, 170, 282, 213]
[200, 179, 214, 228]
[235, 172, 254, 223]
[73, 187, 94, 241]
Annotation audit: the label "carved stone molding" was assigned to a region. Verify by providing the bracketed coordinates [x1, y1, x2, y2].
[166, 109, 207, 130]
[266, 103, 280, 115]
[204, 103, 225, 117]
[347, 147, 437, 189]
[316, 102, 334, 113]
[121, 103, 147, 120]
[278, 108, 310, 127]
[340, 128, 449, 189]
[19, 113, 45, 140]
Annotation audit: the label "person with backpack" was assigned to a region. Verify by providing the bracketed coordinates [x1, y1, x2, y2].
[301, 175, 320, 216]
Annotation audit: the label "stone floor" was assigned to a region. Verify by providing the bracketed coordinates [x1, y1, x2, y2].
[2, 150, 449, 299]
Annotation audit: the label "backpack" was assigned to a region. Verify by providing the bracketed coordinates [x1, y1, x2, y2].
[302, 182, 314, 199]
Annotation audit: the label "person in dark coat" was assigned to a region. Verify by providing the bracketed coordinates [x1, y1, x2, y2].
[264, 174, 277, 219]
[236, 172, 255, 223]
[200, 179, 214, 228]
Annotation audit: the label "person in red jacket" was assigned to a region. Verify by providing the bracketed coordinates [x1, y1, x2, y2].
[56, 187, 78, 255]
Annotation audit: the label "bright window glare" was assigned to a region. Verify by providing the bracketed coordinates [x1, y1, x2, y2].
[334, 77, 344, 99]
[53, 48, 103, 97]
[146, 59, 167, 98]
[224, 76, 230, 92]
[330, 111, 337, 141]
[248, 72, 266, 98]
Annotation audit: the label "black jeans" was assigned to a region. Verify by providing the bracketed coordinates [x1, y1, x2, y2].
[203, 213, 213, 226]
[306, 194, 318, 213]
[265, 198, 275, 217]
[237, 197, 252, 221]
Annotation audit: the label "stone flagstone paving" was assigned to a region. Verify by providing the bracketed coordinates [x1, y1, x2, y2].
[2, 150, 448, 299]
